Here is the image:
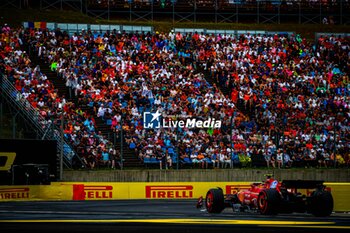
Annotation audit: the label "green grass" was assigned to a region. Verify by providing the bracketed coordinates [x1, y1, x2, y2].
[1, 8, 349, 40]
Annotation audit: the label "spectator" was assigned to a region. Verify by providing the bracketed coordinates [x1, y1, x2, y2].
[276, 149, 283, 169]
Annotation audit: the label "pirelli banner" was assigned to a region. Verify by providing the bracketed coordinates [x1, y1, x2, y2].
[0, 182, 349, 211]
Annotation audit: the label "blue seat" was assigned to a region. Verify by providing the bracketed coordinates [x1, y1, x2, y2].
[231, 153, 240, 166]
[171, 155, 178, 163]
[143, 157, 151, 164]
[129, 142, 136, 149]
[171, 156, 176, 163]
[183, 157, 192, 164]
[88, 101, 94, 107]
[138, 106, 144, 114]
[167, 147, 175, 155]
[150, 157, 159, 163]
[164, 139, 171, 147]
[205, 157, 212, 164]
[149, 98, 154, 105]
[106, 119, 112, 125]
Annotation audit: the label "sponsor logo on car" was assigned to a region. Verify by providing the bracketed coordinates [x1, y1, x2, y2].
[145, 185, 193, 198]
[0, 187, 29, 199]
[73, 184, 113, 200]
[226, 185, 251, 195]
[226, 185, 332, 196]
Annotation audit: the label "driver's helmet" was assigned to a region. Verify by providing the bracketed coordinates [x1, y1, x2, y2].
[266, 178, 279, 189]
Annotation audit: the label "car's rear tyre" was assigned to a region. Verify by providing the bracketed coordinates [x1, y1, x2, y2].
[309, 190, 333, 217]
[258, 189, 281, 215]
[205, 188, 225, 213]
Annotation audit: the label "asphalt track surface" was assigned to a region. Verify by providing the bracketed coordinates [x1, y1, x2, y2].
[0, 200, 349, 233]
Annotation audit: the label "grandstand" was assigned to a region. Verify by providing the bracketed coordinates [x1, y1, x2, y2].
[1, 21, 349, 172]
[0, 1, 349, 177]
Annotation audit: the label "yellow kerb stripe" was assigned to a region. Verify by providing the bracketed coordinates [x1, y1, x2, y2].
[0, 219, 334, 225]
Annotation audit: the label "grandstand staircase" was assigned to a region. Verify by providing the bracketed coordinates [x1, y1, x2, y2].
[202, 70, 253, 117]
[32, 57, 140, 168]
[77, 105, 141, 168]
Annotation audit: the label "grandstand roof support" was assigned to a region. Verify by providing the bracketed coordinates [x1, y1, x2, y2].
[130, 1, 154, 22]
[340, 0, 343, 24]
[40, 0, 62, 11]
[299, 1, 321, 24]
[85, 1, 154, 22]
[86, 10, 108, 20]
[130, 11, 153, 22]
[0, 0, 20, 9]
[39, 0, 83, 13]
[257, 1, 281, 24]
[174, 12, 195, 23]
[215, 3, 239, 23]
[339, 0, 350, 25]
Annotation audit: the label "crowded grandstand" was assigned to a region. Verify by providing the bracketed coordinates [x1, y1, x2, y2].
[0, 20, 349, 170]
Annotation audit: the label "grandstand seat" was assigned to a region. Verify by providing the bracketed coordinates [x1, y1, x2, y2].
[167, 147, 175, 155]
[164, 139, 171, 147]
[88, 101, 94, 107]
[172, 155, 178, 164]
[143, 157, 151, 165]
[138, 106, 144, 113]
[205, 157, 213, 167]
[181, 157, 192, 168]
[143, 157, 160, 169]
[149, 98, 154, 105]
[129, 142, 136, 150]
[231, 153, 240, 167]
[150, 157, 159, 163]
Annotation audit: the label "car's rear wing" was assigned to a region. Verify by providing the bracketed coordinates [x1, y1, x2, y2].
[282, 180, 325, 189]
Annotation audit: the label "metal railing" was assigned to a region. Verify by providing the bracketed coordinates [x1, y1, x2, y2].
[173, 28, 295, 37]
[22, 22, 154, 36]
[315, 32, 349, 41]
[0, 74, 76, 168]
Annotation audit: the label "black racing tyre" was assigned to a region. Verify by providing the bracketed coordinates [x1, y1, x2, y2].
[205, 188, 225, 213]
[258, 189, 281, 215]
[309, 190, 333, 217]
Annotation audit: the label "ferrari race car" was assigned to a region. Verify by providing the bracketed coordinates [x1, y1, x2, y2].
[197, 176, 334, 217]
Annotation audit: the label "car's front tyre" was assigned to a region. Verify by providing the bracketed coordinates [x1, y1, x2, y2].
[206, 188, 225, 213]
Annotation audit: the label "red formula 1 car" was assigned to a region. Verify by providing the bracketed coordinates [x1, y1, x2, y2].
[197, 176, 334, 217]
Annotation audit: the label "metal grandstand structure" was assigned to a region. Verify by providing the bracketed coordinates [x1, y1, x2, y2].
[2, 0, 350, 24]
[0, 0, 84, 12]
[39, 0, 84, 12]
[82, 0, 350, 24]
[0, 74, 79, 170]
